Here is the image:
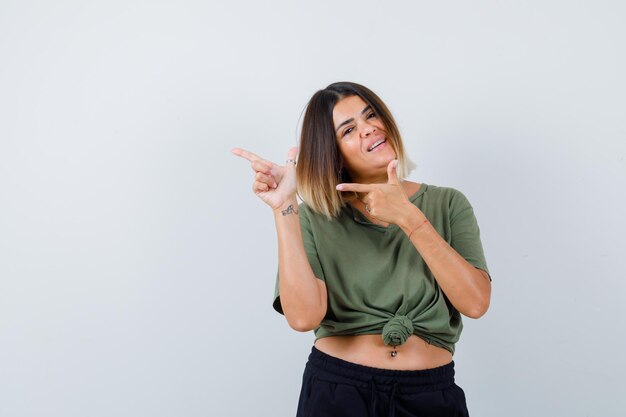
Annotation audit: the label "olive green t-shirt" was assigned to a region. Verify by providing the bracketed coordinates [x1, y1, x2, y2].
[273, 183, 490, 355]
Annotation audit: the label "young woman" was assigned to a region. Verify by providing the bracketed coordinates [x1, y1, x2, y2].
[232, 82, 491, 417]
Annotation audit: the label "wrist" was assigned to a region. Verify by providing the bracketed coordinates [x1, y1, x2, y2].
[273, 197, 299, 216]
[398, 205, 428, 235]
[407, 219, 429, 240]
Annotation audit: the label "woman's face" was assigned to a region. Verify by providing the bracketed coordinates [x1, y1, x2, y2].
[333, 95, 397, 183]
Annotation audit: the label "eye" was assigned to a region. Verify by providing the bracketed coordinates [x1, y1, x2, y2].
[343, 127, 354, 136]
[367, 111, 376, 119]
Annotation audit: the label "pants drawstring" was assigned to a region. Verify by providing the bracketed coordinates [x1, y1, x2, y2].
[369, 377, 399, 417]
[370, 376, 377, 417]
[388, 380, 398, 417]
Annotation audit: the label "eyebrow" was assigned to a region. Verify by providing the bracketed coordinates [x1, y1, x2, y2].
[335, 105, 372, 133]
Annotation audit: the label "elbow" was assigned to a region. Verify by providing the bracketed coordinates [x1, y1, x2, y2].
[282, 293, 327, 332]
[463, 299, 490, 319]
[464, 271, 492, 319]
[287, 316, 321, 332]
[285, 308, 325, 332]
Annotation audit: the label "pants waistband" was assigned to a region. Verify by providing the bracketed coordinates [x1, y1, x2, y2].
[307, 345, 456, 392]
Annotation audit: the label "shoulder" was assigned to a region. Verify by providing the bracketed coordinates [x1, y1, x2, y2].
[297, 200, 349, 223]
[296, 201, 343, 227]
[422, 183, 469, 201]
[297, 200, 319, 219]
[419, 184, 477, 217]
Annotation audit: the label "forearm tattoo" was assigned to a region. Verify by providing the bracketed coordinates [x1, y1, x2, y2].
[281, 204, 299, 216]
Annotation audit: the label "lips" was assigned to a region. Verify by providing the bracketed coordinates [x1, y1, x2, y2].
[367, 138, 387, 152]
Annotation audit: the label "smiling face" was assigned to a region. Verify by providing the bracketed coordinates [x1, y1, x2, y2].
[333, 95, 397, 183]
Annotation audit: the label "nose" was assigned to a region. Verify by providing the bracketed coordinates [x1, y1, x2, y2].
[359, 121, 376, 138]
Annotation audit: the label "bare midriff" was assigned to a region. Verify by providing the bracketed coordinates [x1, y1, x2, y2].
[314, 334, 453, 370]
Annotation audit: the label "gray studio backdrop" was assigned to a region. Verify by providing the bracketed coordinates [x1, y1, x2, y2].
[1, 1, 625, 416]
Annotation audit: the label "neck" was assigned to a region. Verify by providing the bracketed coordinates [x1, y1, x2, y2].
[351, 172, 388, 184]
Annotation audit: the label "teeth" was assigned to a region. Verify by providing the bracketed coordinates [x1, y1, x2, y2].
[368, 139, 385, 151]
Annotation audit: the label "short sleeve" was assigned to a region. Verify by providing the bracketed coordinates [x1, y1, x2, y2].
[449, 189, 492, 281]
[272, 205, 326, 314]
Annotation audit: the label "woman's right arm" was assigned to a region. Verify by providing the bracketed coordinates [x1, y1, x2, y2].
[231, 147, 327, 332]
[273, 198, 327, 331]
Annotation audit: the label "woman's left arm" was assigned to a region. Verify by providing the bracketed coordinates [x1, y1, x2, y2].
[397, 206, 491, 319]
[337, 160, 491, 319]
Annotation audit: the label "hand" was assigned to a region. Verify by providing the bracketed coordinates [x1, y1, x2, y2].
[335, 160, 413, 225]
[231, 147, 298, 210]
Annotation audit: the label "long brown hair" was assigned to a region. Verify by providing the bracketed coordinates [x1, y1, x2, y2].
[296, 82, 415, 219]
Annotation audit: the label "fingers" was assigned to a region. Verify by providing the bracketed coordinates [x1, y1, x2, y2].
[256, 171, 278, 189]
[231, 147, 261, 162]
[251, 159, 273, 175]
[284, 146, 298, 170]
[387, 159, 399, 185]
[231, 147, 274, 174]
[253, 180, 271, 194]
[336, 183, 374, 193]
[286, 146, 298, 161]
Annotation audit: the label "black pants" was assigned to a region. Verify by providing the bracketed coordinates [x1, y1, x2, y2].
[296, 346, 470, 417]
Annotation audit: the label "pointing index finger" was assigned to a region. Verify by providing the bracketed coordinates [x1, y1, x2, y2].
[336, 183, 374, 193]
[231, 147, 261, 162]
